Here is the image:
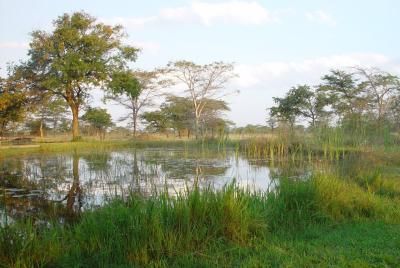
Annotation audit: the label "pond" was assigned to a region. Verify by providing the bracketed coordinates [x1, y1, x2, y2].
[0, 146, 392, 224]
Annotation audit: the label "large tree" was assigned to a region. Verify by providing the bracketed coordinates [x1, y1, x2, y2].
[22, 12, 138, 140]
[166, 61, 237, 138]
[107, 69, 171, 136]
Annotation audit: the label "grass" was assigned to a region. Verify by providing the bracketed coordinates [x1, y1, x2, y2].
[0, 138, 239, 159]
[1, 173, 399, 267]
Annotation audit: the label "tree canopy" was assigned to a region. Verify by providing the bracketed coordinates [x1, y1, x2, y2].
[21, 11, 139, 140]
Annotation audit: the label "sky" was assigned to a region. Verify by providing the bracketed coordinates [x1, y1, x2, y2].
[1, 0, 400, 127]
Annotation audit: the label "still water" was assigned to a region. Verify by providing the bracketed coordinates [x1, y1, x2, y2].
[0, 147, 322, 224]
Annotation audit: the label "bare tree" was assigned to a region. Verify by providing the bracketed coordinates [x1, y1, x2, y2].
[356, 67, 400, 124]
[107, 69, 172, 136]
[167, 61, 237, 138]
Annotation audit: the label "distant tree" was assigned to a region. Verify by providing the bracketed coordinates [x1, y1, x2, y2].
[232, 124, 269, 135]
[199, 98, 231, 136]
[43, 97, 70, 134]
[161, 95, 230, 138]
[28, 95, 69, 138]
[388, 94, 400, 130]
[21, 12, 138, 140]
[270, 89, 301, 130]
[82, 107, 113, 139]
[356, 67, 400, 124]
[318, 70, 364, 119]
[141, 110, 170, 134]
[266, 108, 278, 132]
[161, 95, 194, 137]
[289, 85, 329, 127]
[107, 69, 171, 136]
[166, 61, 237, 138]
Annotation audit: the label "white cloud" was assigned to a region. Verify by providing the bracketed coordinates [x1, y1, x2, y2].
[190, 1, 277, 26]
[0, 42, 29, 49]
[101, 16, 157, 29]
[225, 53, 400, 126]
[306, 10, 337, 27]
[103, 1, 281, 28]
[234, 53, 397, 89]
[129, 41, 161, 55]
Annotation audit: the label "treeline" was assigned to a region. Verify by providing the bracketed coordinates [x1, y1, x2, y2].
[267, 68, 400, 146]
[0, 12, 236, 140]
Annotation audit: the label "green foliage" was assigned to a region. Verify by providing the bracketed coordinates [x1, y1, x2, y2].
[141, 110, 170, 133]
[21, 11, 139, 139]
[0, 74, 27, 135]
[268, 68, 400, 146]
[142, 95, 231, 137]
[166, 61, 237, 138]
[108, 70, 141, 99]
[82, 107, 113, 132]
[318, 69, 361, 116]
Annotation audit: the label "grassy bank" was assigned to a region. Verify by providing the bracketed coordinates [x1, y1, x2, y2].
[1, 174, 399, 267]
[0, 138, 238, 159]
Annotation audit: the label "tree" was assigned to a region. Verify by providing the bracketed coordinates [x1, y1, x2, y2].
[270, 88, 301, 130]
[42, 97, 70, 134]
[141, 110, 170, 134]
[166, 61, 237, 138]
[318, 70, 364, 119]
[161, 95, 194, 137]
[28, 95, 69, 138]
[142, 95, 231, 138]
[22, 12, 138, 140]
[288, 85, 328, 127]
[107, 69, 170, 136]
[198, 98, 231, 136]
[0, 73, 28, 137]
[266, 108, 278, 132]
[82, 107, 113, 139]
[356, 67, 400, 124]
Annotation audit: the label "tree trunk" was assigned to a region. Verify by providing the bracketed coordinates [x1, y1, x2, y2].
[195, 116, 200, 140]
[133, 114, 137, 137]
[71, 105, 80, 141]
[132, 100, 139, 137]
[39, 120, 44, 139]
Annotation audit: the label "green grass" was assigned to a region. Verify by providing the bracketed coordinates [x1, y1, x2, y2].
[0, 138, 239, 159]
[1, 173, 399, 267]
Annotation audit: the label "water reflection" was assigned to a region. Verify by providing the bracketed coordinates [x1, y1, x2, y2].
[0, 148, 314, 223]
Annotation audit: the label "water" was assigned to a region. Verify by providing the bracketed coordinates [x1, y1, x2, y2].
[2, 147, 311, 224]
[3, 146, 390, 224]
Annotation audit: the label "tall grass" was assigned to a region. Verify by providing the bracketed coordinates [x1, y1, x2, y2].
[1, 172, 399, 267]
[0, 185, 266, 267]
[266, 174, 400, 232]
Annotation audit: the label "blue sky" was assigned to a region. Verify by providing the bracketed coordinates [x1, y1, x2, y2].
[1, 0, 400, 126]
